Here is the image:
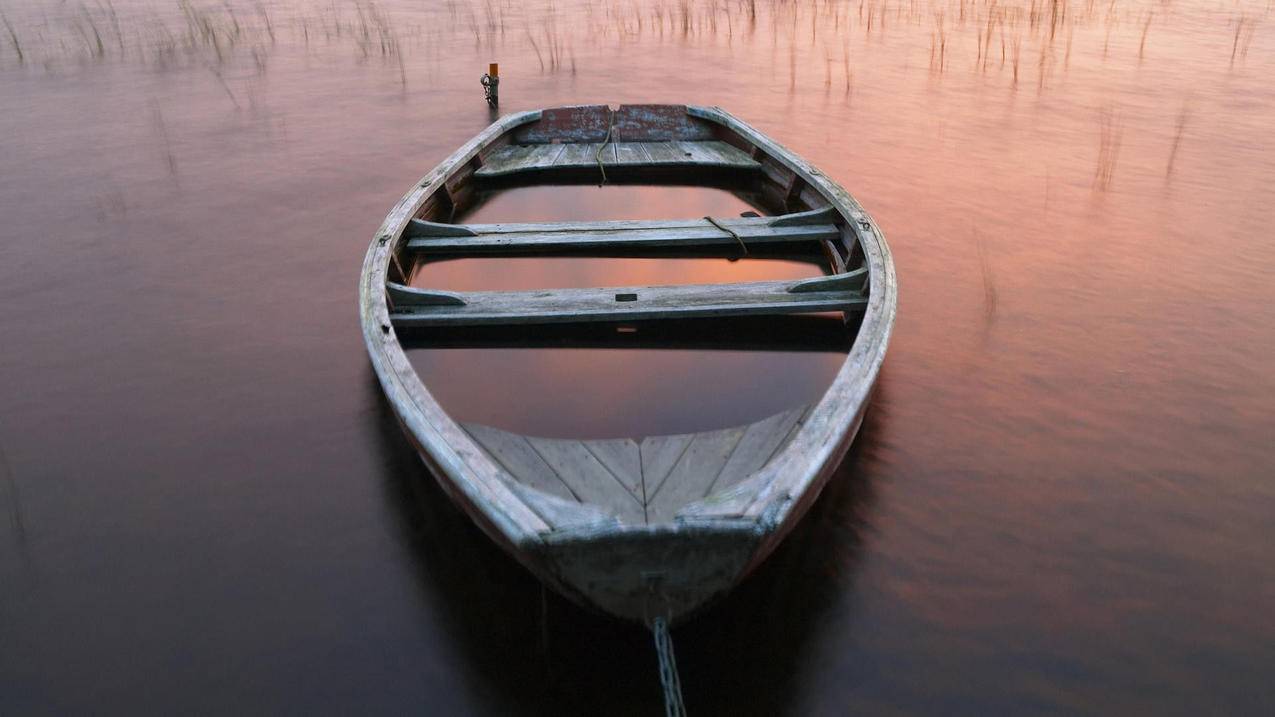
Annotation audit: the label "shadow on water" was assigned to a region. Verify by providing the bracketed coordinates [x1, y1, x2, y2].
[367, 370, 885, 715]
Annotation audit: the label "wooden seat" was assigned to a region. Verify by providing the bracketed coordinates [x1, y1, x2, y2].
[404, 206, 839, 255]
[387, 270, 867, 328]
[473, 140, 760, 178]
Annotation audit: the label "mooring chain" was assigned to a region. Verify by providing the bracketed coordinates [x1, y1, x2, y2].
[652, 616, 688, 717]
[704, 215, 748, 255]
[479, 63, 499, 107]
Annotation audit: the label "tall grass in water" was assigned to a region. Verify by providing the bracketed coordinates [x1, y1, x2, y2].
[1094, 104, 1122, 190]
[0, 0, 1260, 107]
[1230, 14, 1257, 67]
[75, 4, 107, 59]
[1138, 11, 1151, 61]
[974, 229, 999, 330]
[1165, 101, 1191, 179]
[1, 11, 23, 65]
[149, 99, 178, 177]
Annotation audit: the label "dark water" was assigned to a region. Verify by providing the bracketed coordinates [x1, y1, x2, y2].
[2, 0, 1274, 713]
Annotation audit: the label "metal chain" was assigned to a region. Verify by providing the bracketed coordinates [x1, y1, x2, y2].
[479, 73, 499, 107]
[652, 617, 688, 717]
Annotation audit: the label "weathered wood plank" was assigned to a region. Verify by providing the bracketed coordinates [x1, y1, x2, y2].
[645, 426, 748, 523]
[389, 277, 868, 327]
[504, 482, 618, 531]
[488, 144, 538, 174]
[638, 433, 695, 501]
[554, 142, 601, 167]
[677, 140, 725, 165]
[513, 105, 611, 143]
[466, 404, 812, 526]
[474, 140, 759, 178]
[596, 142, 618, 165]
[641, 142, 685, 164]
[788, 267, 868, 293]
[613, 142, 651, 165]
[406, 222, 838, 254]
[612, 105, 716, 141]
[420, 204, 836, 237]
[404, 219, 477, 239]
[387, 283, 466, 306]
[582, 439, 644, 503]
[526, 437, 646, 524]
[463, 423, 578, 502]
[704, 407, 807, 495]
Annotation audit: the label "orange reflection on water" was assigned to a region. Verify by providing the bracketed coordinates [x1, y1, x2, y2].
[405, 184, 846, 438]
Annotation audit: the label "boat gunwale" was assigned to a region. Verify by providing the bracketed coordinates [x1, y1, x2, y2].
[676, 107, 897, 531]
[359, 105, 896, 552]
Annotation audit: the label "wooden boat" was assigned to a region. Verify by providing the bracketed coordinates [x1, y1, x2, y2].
[359, 105, 896, 623]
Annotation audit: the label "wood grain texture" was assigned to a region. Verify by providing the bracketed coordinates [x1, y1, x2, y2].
[474, 140, 758, 178]
[407, 223, 837, 253]
[644, 426, 748, 523]
[386, 283, 466, 306]
[525, 437, 646, 525]
[512, 105, 612, 143]
[708, 406, 808, 495]
[414, 205, 835, 237]
[582, 438, 644, 501]
[463, 423, 577, 502]
[612, 104, 716, 141]
[788, 267, 868, 293]
[389, 277, 867, 327]
[638, 433, 695, 500]
[405, 211, 839, 254]
[461, 405, 808, 527]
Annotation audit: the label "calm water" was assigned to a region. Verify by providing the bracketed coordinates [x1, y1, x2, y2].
[2, 0, 1274, 713]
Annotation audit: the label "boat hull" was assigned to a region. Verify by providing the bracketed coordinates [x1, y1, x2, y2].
[360, 105, 896, 623]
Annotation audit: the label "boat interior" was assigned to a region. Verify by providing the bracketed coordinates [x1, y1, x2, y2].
[385, 105, 872, 525]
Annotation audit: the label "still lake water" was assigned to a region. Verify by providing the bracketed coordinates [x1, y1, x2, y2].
[2, 0, 1274, 713]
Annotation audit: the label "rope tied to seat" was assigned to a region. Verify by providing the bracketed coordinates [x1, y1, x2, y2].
[704, 215, 748, 255]
[596, 107, 614, 186]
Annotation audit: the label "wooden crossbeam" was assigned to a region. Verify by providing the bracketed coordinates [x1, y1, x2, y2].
[474, 140, 760, 178]
[387, 269, 866, 327]
[405, 206, 839, 255]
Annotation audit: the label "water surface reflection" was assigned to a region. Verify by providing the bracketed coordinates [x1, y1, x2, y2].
[2, 0, 1274, 712]
[406, 184, 847, 438]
